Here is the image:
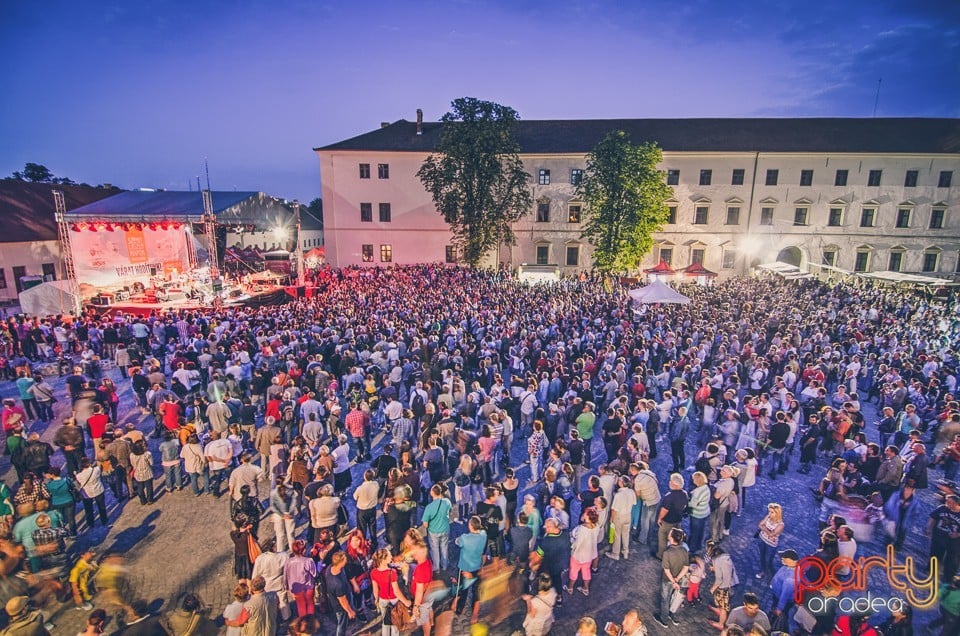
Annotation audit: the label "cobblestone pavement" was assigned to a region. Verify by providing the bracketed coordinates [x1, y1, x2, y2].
[0, 366, 943, 635]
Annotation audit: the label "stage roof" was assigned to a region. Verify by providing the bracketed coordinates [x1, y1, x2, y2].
[64, 190, 260, 218]
[0, 181, 120, 243]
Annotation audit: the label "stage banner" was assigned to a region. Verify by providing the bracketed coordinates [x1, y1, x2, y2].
[71, 226, 190, 289]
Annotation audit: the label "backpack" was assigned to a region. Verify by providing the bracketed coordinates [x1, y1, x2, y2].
[694, 454, 714, 478]
[411, 392, 426, 417]
[454, 471, 470, 488]
[707, 483, 721, 511]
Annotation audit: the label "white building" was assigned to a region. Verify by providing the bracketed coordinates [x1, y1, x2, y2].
[315, 116, 960, 278]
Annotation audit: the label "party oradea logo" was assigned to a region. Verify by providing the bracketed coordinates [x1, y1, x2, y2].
[795, 545, 937, 612]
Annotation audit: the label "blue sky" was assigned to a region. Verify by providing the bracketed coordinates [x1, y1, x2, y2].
[1, 0, 957, 202]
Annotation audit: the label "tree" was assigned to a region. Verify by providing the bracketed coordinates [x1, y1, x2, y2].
[8, 162, 75, 184]
[418, 97, 532, 266]
[577, 131, 672, 273]
[306, 197, 323, 229]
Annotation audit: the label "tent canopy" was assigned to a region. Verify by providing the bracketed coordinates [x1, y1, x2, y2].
[304, 247, 325, 260]
[627, 280, 690, 304]
[18, 280, 80, 317]
[644, 260, 676, 274]
[681, 262, 717, 277]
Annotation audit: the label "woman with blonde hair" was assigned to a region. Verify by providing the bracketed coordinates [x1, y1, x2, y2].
[756, 502, 785, 579]
[575, 616, 598, 636]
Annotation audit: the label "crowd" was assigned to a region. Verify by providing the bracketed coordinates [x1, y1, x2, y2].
[0, 264, 957, 636]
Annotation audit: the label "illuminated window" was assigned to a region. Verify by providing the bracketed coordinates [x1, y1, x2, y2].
[380, 244, 392, 262]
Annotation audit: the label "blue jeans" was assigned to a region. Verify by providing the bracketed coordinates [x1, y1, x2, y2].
[658, 577, 675, 617]
[187, 470, 208, 495]
[164, 464, 184, 491]
[332, 608, 349, 636]
[428, 531, 449, 571]
[639, 503, 657, 544]
[208, 468, 226, 496]
[758, 539, 776, 577]
[689, 516, 708, 553]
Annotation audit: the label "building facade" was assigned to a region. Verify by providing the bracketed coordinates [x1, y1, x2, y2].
[315, 117, 960, 277]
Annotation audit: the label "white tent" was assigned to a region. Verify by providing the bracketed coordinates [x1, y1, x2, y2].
[628, 280, 690, 304]
[18, 280, 81, 317]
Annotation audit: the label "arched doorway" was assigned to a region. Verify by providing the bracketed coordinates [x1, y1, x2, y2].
[776, 246, 802, 267]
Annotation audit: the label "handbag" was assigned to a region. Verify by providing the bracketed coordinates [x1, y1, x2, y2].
[669, 587, 684, 614]
[390, 601, 411, 629]
[247, 533, 262, 562]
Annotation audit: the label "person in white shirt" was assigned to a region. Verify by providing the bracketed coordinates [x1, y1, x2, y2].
[353, 469, 381, 548]
[251, 549, 291, 620]
[204, 430, 234, 497]
[607, 476, 637, 560]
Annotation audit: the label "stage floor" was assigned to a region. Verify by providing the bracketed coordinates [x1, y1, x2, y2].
[91, 286, 287, 316]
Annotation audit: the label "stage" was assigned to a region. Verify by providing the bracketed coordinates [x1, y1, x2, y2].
[89, 285, 289, 317]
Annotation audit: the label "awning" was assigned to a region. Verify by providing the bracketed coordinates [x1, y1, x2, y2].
[756, 261, 812, 279]
[859, 271, 954, 286]
[644, 260, 676, 275]
[680, 262, 718, 277]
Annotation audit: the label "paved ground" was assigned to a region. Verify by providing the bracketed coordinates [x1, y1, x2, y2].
[0, 365, 943, 635]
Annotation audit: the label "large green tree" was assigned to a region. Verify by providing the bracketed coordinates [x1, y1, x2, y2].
[8, 162, 75, 184]
[577, 131, 672, 272]
[418, 97, 531, 266]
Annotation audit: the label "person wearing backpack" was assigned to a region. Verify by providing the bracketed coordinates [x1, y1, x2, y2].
[668, 407, 691, 474]
[409, 382, 429, 425]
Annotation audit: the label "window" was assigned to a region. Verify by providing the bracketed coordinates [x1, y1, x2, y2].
[699, 169, 712, 186]
[565, 245, 580, 267]
[888, 251, 904, 272]
[378, 203, 392, 223]
[731, 169, 745, 185]
[691, 248, 705, 265]
[377, 163, 390, 179]
[939, 171, 953, 188]
[800, 170, 814, 186]
[359, 163, 370, 179]
[666, 206, 677, 224]
[360, 202, 373, 222]
[361, 244, 373, 262]
[536, 201, 550, 223]
[793, 207, 809, 226]
[725, 207, 740, 225]
[722, 250, 736, 269]
[765, 169, 779, 186]
[860, 208, 876, 228]
[822, 250, 837, 266]
[380, 244, 392, 262]
[760, 207, 774, 225]
[895, 208, 911, 228]
[834, 169, 848, 186]
[445, 246, 457, 263]
[828, 208, 843, 227]
[538, 169, 551, 185]
[41, 263, 56, 281]
[923, 251, 940, 273]
[904, 170, 918, 187]
[12, 266, 26, 292]
[693, 206, 709, 225]
[867, 169, 882, 186]
[0, 269, 6, 290]
[570, 169, 583, 185]
[567, 204, 581, 223]
[854, 251, 870, 273]
[666, 170, 680, 186]
[536, 245, 549, 265]
[930, 208, 945, 229]
[659, 248, 673, 266]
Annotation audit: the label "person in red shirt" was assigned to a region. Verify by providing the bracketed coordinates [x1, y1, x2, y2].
[159, 394, 182, 431]
[265, 396, 282, 422]
[370, 548, 410, 632]
[87, 404, 110, 447]
[408, 542, 434, 636]
[344, 403, 371, 461]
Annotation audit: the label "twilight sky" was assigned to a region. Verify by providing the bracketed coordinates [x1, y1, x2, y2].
[1, 0, 958, 203]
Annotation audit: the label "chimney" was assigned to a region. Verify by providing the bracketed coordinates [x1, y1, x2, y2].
[380, 122, 390, 129]
[416, 109, 423, 135]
